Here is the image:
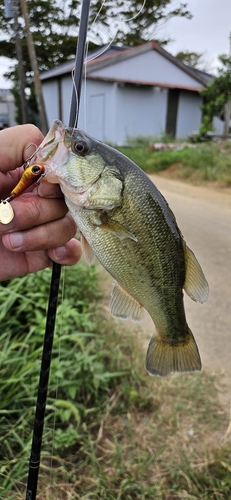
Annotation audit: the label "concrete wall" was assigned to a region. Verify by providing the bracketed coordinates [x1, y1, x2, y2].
[90, 51, 201, 89]
[0, 90, 16, 128]
[212, 116, 231, 135]
[42, 76, 203, 143]
[176, 90, 203, 138]
[113, 85, 168, 143]
[43, 80, 59, 126]
[79, 82, 168, 144]
[78, 80, 117, 142]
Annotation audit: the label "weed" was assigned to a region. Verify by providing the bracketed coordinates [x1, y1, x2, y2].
[117, 141, 231, 186]
[0, 265, 231, 499]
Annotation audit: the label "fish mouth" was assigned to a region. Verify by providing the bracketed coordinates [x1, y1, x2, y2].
[27, 120, 70, 183]
[28, 120, 102, 196]
[36, 120, 67, 162]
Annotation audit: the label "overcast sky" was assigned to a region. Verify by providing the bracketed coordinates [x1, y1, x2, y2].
[0, 0, 230, 88]
[163, 0, 231, 72]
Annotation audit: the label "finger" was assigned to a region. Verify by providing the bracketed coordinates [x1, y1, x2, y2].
[0, 193, 68, 234]
[48, 238, 82, 266]
[0, 247, 52, 281]
[1, 213, 77, 252]
[37, 179, 63, 199]
[0, 167, 24, 198]
[0, 124, 43, 172]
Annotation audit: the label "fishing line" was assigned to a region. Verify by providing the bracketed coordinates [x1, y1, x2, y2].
[71, 67, 79, 132]
[49, 265, 66, 486]
[25, 1, 146, 497]
[79, 0, 146, 133]
[85, 0, 147, 66]
[70, 0, 147, 133]
[25, 2, 91, 499]
[81, 0, 146, 132]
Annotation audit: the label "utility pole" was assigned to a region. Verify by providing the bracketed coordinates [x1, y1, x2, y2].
[223, 31, 231, 138]
[20, 0, 48, 134]
[11, 0, 28, 123]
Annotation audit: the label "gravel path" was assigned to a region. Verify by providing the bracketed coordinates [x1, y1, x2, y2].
[100, 175, 231, 407]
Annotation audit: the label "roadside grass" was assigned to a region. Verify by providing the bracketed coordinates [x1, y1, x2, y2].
[117, 140, 231, 187]
[0, 265, 231, 499]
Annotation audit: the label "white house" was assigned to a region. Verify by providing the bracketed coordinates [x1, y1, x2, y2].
[0, 89, 16, 129]
[40, 42, 215, 144]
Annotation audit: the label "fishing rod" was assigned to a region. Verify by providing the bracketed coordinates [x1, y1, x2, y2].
[25, 1, 91, 498]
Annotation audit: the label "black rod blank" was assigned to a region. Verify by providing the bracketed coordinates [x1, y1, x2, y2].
[69, 0, 91, 128]
[26, 262, 61, 500]
[25, 1, 91, 498]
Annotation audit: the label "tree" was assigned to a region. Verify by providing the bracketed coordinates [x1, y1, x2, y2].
[198, 55, 231, 139]
[175, 51, 204, 68]
[0, 0, 192, 122]
[0, 0, 81, 74]
[0, 0, 192, 74]
[98, 1, 192, 47]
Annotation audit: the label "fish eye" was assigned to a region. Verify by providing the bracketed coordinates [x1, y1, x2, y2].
[72, 140, 88, 155]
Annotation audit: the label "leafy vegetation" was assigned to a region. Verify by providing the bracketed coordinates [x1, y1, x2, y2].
[198, 55, 231, 139]
[117, 140, 231, 186]
[175, 51, 205, 70]
[0, 262, 231, 499]
[0, 0, 193, 122]
[0, 0, 192, 74]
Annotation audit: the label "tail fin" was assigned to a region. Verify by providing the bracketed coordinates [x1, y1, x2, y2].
[145, 328, 201, 377]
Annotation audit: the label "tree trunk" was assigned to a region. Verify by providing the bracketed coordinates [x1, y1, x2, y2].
[223, 98, 231, 138]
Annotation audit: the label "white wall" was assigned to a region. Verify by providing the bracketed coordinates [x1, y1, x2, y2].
[43, 80, 59, 126]
[42, 76, 203, 143]
[212, 116, 231, 135]
[113, 85, 168, 144]
[78, 80, 117, 142]
[176, 91, 203, 138]
[90, 51, 201, 89]
[61, 76, 73, 126]
[114, 85, 153, 143]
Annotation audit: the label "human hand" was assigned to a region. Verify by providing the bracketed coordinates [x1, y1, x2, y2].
[0, 124, 82, 281]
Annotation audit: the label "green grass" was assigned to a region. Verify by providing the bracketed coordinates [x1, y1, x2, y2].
[117, 141, 231, 186]
[0, 265, 231, 499]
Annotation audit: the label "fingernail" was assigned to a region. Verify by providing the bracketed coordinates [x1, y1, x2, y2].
[9, 232, 24, 249]
[53, 246, 66, 259]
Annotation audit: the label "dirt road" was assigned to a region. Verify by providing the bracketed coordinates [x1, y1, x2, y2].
[140, 176, 231, 385]
[100, 175, 231, 401]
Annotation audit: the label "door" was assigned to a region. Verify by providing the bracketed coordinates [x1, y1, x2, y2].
[166, 89, 179, 138]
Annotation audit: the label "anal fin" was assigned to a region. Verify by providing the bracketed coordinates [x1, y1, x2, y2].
[110, 282, 144, 322]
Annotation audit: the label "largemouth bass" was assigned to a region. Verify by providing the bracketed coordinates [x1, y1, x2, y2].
[31, 120, 209, 376]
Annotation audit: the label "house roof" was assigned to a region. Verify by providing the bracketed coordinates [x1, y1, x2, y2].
[40, 42, 213, 89]
[39, 45, 128, 81]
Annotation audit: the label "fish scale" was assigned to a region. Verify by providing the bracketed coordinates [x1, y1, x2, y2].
[30, 119, 209, 376]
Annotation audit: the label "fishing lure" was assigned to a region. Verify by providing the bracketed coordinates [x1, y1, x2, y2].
[0, 164, 44, 224]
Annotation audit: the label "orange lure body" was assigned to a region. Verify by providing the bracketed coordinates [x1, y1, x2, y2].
[9, 164, 45, 200]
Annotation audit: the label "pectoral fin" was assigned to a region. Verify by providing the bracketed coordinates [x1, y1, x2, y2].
[110, 281, 144, 322]
[183, 243, 209, 304]
[92, 212, 138, 242]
